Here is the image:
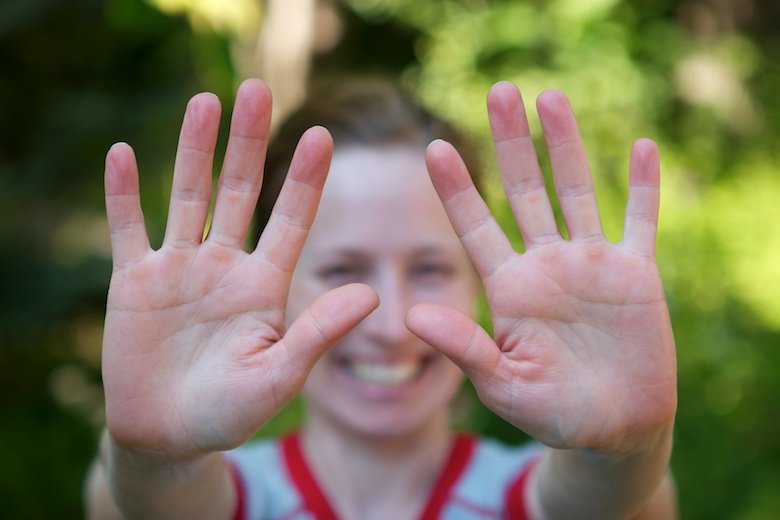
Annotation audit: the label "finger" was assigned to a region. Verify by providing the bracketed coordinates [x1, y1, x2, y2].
[622, 138, 660, 257]
[488, 82, 560, 248]
[406, 303, 501, 384]
[105, 143, 150, 267]
[425, 140, 515, 279]
[163, 92, 221, 248]
[253, 126, 333, 273]
[536, 90, 603, 240]
[278, 283, 379, 377]
[208, 79, 272, 248]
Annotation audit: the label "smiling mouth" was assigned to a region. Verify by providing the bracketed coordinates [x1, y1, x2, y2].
[338, 358, 431, 386]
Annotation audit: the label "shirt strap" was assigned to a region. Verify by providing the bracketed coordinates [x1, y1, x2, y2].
[504, 455, 542, 520]
[282, 433, 340, 520]
[226, 457, 247, 520]
[418, 434, 476, 520]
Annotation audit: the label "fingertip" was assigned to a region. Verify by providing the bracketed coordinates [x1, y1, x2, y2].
[405, 304, 498, 379]
[536, 89, 568, 109]
[105, 143, 138, 194]
[341, 282, 380, 312]
[188, 91, 221, 111]
[425, 139, 455, 171]
[491, 80, 519, 92]
[405, 302, 444, 332]
[235, 78, 272, 116]
[405, 302, 445, 346]
[632, 138, 659, 159]
[536, 90, 580, 145]
[536, 89, 573, 123]
[630, 138, 660, 186]
[487, 82, 531, 141]
[425, 138, 454, 161]
[405, 302, 424, 329]
[238, 77, 271, 97]
[303, 283, 379, 343]
[301, 125, 334, 150]
[287, 126, 334, 187]
[183, 92, 222, 138]
[425, 140, 472, 199]
[108, 141, 132, 153]
[487, 80, 521, 110]
[106, 142, 133, 167]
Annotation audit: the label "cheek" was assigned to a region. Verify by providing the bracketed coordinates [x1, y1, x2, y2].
[439, 358, 465, 386]
[458, 266, 482, 314]
[416, 272, 481, 316]
[285, 273, 327, 325]
[428, 358, 466, 411]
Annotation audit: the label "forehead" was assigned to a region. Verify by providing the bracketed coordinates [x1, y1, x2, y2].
[303, 145, 461, 254]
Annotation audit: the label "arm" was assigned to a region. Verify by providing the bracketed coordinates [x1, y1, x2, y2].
[631, 472, 678, 519]
[408, 82, 677, 519]
[86, 79, 378, 519]
[85, 432, 234, 520]
[527, 434, 676, 519]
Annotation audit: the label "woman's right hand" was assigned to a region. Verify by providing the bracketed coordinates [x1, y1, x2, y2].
[101, 79, 378, 460]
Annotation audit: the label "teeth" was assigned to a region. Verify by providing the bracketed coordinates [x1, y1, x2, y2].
[349, 362, 420, 385]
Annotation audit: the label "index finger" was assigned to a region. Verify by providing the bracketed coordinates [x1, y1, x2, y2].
[425, 139, 515, 279]
[252, 126, 334, 273]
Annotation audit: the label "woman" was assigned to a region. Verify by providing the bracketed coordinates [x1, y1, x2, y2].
[88, 78, 677, 519]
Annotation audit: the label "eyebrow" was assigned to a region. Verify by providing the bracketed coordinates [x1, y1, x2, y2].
[323, 249, 369, 259]
[411, 246, 452, 256]
[322, 245, 457, 260]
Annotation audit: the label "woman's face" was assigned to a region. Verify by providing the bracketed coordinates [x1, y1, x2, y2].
[286, 144, 479, 439]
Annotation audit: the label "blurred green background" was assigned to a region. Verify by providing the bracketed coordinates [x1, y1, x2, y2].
[1, 0, 778, 517]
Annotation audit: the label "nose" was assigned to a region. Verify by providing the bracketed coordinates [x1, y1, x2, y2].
[362, 267, 413, 347]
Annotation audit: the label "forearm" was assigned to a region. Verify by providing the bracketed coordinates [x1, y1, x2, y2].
[630, 472, 677, 520]
[86, 429, 236, 520]
[527, 425, 674, 520]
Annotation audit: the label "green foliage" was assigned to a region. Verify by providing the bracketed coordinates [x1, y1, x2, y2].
[378, 2, 780, 518]
[0, 0, 234, 515]
[2, 0, 778, 517]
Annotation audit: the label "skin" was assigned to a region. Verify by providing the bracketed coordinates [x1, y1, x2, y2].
[288, 146, 479, 519]
[87, 79, 677, 520]
[290, 146, 478, 441]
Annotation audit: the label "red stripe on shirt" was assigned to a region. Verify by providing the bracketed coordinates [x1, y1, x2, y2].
[232, 435, 535, 520]
[418, 434, 476, 520]
[281, 434, 339, 520]
[450, 495, 501, 518]
[281, 433, 477, 520]
[227, 458, 247, 520]
[504, 455, 541, 520]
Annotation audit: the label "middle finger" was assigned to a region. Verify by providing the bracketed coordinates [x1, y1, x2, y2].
[537, 90, 603, 241]
[208, 79, 272, 248]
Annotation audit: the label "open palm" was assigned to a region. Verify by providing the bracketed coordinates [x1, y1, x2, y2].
[409, 83, 676, 453]
[102, 80, 377, 458]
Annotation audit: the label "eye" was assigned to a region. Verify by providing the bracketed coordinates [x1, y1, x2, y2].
[316, 263, 366, 285]
[410, 262, 454, 283]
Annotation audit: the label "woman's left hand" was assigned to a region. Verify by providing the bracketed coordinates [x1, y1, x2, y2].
[406, 82, 677, 454]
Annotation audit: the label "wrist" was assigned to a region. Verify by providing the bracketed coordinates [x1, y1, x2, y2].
[590, 421, 675, 460]
[100, 430, 234, 520]
[533, 424, 674, 520]
[102, 429, 210, 480]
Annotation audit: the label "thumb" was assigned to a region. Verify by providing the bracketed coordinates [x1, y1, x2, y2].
[406, 303, 501, 383]
[279, 283, 379, 377]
